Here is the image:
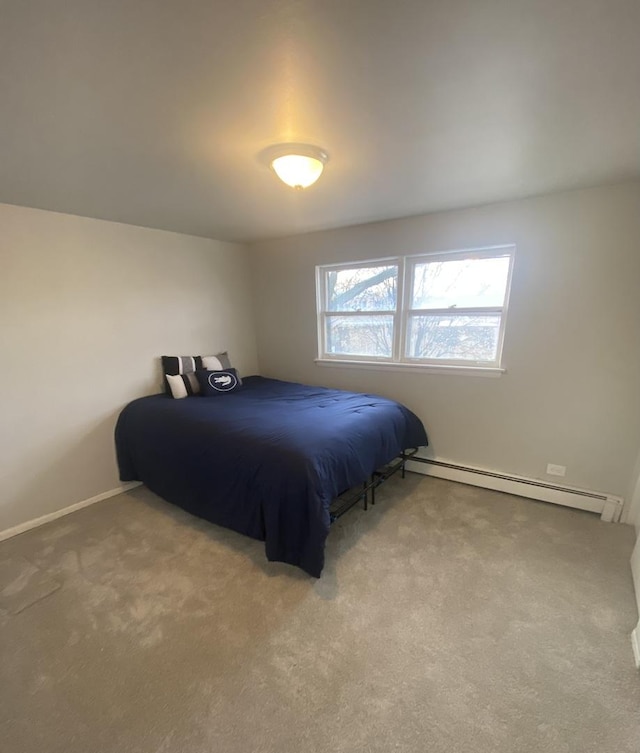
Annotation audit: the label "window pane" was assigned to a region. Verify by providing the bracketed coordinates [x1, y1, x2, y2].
[406, 314, 501, 362]
[411, 256, 510, 309]
[327, 265, 397, 312]
[326, 315, 394, 357]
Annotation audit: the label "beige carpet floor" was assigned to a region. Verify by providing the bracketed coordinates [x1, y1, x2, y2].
[1, 475, 639, 753]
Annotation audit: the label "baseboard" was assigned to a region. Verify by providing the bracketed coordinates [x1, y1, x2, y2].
[631, 625, 640, 670]
[406, 456, 624, 522]
[631, 537, 640, 670]
[0, 482, 142, 543]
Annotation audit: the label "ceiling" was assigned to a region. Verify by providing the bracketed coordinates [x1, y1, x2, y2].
[1, 0, 639, 243]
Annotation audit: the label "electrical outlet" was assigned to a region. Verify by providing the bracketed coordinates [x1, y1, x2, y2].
[546, 463, 566, 477]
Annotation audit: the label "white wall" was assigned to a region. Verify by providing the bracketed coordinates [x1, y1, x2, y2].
[249, 182, 640, 509]
[0, 203, 258, 532]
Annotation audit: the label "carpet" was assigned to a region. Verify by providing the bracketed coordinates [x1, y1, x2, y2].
[1, 475, 638, 753]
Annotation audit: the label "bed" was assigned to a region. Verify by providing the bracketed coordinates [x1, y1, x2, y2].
[115, 376, 428, 576]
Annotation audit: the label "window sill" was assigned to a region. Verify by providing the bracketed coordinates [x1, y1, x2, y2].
[314, 358, 505, 377]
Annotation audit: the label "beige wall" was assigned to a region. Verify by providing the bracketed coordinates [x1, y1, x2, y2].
[0, 203, 258, 532]
[249, 182, 640, 508]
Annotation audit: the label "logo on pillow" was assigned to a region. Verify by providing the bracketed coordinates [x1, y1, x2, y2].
[208, 370, 239, 392]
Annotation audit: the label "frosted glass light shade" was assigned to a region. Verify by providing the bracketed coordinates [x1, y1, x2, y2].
[263, 143, 329, 189]
[271, 154, 324, 189]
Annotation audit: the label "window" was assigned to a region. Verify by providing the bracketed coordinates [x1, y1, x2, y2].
[321, 261, 399, 360]
[316, 246, 514, 370]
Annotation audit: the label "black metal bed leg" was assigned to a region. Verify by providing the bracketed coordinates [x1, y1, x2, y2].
[330, 449, 419, 523]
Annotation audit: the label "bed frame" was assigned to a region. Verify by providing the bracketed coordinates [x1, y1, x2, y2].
[329, 448, 419, 522]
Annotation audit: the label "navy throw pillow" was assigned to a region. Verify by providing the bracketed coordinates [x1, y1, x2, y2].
[196, 368, 242, 396]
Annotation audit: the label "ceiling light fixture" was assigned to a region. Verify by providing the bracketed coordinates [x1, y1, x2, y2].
[264, 143, 329, 189]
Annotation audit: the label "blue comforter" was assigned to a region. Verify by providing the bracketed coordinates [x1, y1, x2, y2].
[115, 376, 428, 576]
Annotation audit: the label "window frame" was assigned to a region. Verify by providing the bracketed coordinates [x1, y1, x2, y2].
[316, 256, 401, 363]
[316, 245, 515, 372]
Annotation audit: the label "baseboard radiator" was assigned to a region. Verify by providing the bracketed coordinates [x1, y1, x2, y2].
[405, 456, 624, 523]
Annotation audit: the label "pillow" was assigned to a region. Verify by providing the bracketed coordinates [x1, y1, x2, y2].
[162, 352, 232, 393]
[201, 352, 232, 371]
[162, 355, 202, 377]
[166, 372, 201, 399]
[196, 368, 242, 396]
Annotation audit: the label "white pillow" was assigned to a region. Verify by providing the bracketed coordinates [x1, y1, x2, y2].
[166, 372, 200, 399]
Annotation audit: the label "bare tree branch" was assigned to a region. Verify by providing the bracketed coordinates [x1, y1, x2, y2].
[332, 268, 396, 309]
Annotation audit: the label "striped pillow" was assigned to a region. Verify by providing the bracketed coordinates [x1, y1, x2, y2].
[162, 352, 232, 394]
[201, 352, 232, 371]
[166, 372, 200, 399]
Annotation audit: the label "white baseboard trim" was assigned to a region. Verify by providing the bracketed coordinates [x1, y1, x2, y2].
[405, 456, 624, 522]
[631, 625, 640, 670]
[631, 539, 640, 669]
[0, 482, 142, 543]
